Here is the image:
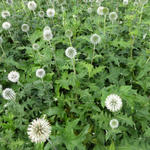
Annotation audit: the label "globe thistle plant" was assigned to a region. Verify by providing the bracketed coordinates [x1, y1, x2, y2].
[32, 43, 40, 50]
[8, 71, 20, 83]
[109, 12, 118, 23]
[2, 22, 11, 30]
[1, 10, 10, 19]
[27, 1, 37, 11]
[43, 29, 53, 41]
[123, 0, 128, 5]
[90, 34, 101, 45]
[21, 24, 30, 32]
[105, 94, 123, 112]
[2, 88, 16, 100]
[46, 8, 55, 18]
[27, 118, 51, 143]
[38, 11, 45, 18]
[65, 47, 77, 59]
[36, 68, 46, 79]
[97, 6, 104, 16]
[110, 119, 119, 129]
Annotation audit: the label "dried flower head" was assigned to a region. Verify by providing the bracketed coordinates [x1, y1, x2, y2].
[65, 30, 73, 38]
[27, 1, 37, 11]
[38, 11, 45, 18]
[21, 24, 30, 32]
[105, 94, 122, 112]
[8, 71, 20, 83]
[90, 34, 101, 45]
[32, 43, 40, 50]
[110, 119, 119, 129]
[2, 22, 11, 30]
[6, 0, 13, 5]
[43, 30, 53, 41]
[97, 6, 104, 15]
[36, 68, 45, 78]
[87, 7, 93, 14]
[109, 12, 118, 22]
[123, 0, 128, 5]
[1, 10, 10, 19]
[65, 47, 77, 59]
[46, 8, 55, 18]
[27, 118, 51, 143]
[2, 88, 16, 100]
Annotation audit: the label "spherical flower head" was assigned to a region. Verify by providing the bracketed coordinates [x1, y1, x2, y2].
[1, 10, 10, 19]
[65, 47, 77, 59]
[27, 118, 51, 143]
[38, 11, 45, 18]
[43, 26, 51, 32]
[2, 22, 11, 30]
[21, 24, 30, 32]
[36, 68, 45, 78]
[27, 1, 37, 11]
[2, 88, 16, 100]
[46, 8, 55, 18]
[105, 94, 122, 112]
[103, 7, 109, 15]
[6, 0, 13, 5]
[32, 43, 40, 50]
[8, 71, 20, 83]
[90, 34, 101, 45]
[65, 30, 73, 38]
[97, 6, 104, 15]
[139, 0, 148, 5]
[109, 12, 118, 22]
[0, 36, 3, 44]
[110, 119, 119, 129]
[123, 0, 128, 5]
[87, 7, 92, 14]
[43, 30, 53, 41]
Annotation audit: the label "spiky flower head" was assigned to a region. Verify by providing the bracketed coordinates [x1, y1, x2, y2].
[46, 8, 55, 18]
[87, 7, 93, 14]
[8, 71, 20, 83]
[110, 119, 119, 129]
[2, 22, 11, 30]
[90, 34, 101, 45]
[36, 68, 45, 78]
[97, 6, 104, 15]
[65, 47, 77, 59]
[21, 24, 30, 32]
[105, 94, 122, 112]
[43, 29, 53, 41]
[65, 30, 73, 38]
[32, 43, 40, 50]
[1, 10, 10, 19]
[2, 88, 16, 100]
[109, 12, 118, 22]
[27, 118, 51, 143]
[27, 1, 37, 11]
[123, 0, 128, 5]
[38, 11, 45, 18]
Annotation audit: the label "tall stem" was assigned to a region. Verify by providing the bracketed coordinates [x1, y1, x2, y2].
[47, 139, 57, 150]
[139, 5, 144, 24]
[0, 45, 6, 56]
[104, 15, 106, 36]
[91, 44, 96, 65]
[72, 58, 76, 75]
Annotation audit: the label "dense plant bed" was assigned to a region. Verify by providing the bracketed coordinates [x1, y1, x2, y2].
[0, 0, 150, 149]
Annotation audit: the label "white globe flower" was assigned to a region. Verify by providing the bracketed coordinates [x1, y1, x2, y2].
[110, 119, 119, 129]
[43, 30, 53, 41]
[0, 36, 3, 44]
[6, 0, 13, 5]
[36, 68, 45, 78]
[97, 6, 104, 15]
[2, 88, 16, 100]
[65, 30, 73, 38]
[123, 0, 128, 5]
[109, 12, 118, 22]
[87, 7, 92, 14]
[105, 94, 122, 112]
[43, 26, 51, 32]
[90, 34, 101, 45]
[2, 22, 11, 30]
[27, 1, 37, 11]
[27, 118, 51, 143]
[32, 43, 40, 50]
[65, 47, 77, 59]
[38, 11, 45, 18]
[46, 8, 55, 18]
[8, 71, 20, 83]
[21, 24, 30, 32]
[1, 10, 10, 19]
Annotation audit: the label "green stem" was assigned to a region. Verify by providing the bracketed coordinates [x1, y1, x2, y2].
[91, 44, 96, 65]
[72, 58, 76, 75]
[139, 6, 144, 24]
[104, 15, 106, 36]
[146, 56, 150, 64]
[0, 45, 6, 56]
